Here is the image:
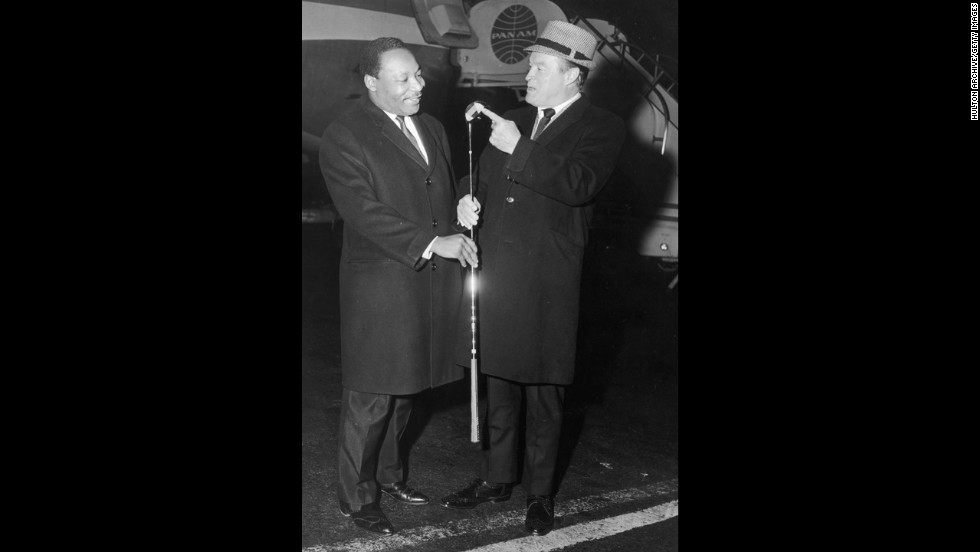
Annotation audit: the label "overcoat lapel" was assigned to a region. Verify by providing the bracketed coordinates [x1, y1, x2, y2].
[415, 117, 440, 179]
[362, 99, 430, 170]
[381, 119, 429, 170]
[534, 97, 589, 147]
[518, 108, 537, 138]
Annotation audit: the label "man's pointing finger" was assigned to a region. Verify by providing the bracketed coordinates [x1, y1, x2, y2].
[480, 108, 505, 123]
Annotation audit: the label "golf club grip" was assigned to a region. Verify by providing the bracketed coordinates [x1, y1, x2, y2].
[470, 357, 479, 442]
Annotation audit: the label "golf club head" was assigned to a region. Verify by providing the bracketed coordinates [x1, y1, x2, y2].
[465, 101, 491, 122]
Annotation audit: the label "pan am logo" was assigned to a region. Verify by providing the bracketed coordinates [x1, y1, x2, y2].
[490, 5, 537, 64]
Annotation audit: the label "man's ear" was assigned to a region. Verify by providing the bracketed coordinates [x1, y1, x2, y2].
[563, 66, 580, 87]
[363, 74, 376, 92]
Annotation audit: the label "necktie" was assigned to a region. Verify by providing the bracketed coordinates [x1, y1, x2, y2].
[531, 108, 556, 141]
[396, 115, 424, 160]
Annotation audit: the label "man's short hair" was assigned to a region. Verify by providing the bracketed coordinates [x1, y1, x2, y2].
[359, 37, 409, 78]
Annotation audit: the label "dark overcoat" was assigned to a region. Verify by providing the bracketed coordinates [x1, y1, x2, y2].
[320, 97, 464, 395]
[461, 96, 625, 385]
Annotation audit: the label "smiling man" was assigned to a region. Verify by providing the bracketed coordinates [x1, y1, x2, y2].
[442, 21, 626, 537]
[319, 37, 479, 536]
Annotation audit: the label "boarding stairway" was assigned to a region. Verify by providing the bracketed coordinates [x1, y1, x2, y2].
[575, 18, 678, 101]
[567, 12, 678, 282]
[566, 12, 678, 154]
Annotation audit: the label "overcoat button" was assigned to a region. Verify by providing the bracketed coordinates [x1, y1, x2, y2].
[432, 220, 438, 227]
[431, 263, 437, 270]
[505, 196, 515, 203]
[425, 178, 431, 186]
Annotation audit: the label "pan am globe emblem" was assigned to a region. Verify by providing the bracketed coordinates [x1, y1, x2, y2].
[490, 5, 537, 64]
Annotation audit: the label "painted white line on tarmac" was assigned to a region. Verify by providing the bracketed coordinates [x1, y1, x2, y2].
[461, 499, 678, 552]
[302, 478, 678, 552]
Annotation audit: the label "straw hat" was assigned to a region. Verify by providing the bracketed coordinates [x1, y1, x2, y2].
[524, 20, 598, 69]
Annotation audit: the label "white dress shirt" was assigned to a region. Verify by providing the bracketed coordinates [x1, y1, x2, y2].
[530, 92, 581, 138]
[382, 110, 437, 259]
[383, 111, 429, 164]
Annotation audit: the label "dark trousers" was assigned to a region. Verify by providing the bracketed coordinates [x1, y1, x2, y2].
[337, 387, 414, 509]
[480, 376, 565, 496]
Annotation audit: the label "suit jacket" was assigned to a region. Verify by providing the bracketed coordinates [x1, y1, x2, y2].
[320, 97, 464, 395]
[462, 96, 625, 385]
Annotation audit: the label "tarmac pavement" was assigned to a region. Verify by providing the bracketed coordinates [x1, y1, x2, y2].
[302, 218, 678, 551]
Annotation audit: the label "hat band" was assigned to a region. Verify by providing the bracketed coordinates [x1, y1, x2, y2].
[533, 37, 592, 63]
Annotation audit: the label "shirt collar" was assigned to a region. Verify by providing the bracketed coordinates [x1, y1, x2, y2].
[381, 110, 404, 123]
[381, 110, 419, 135]
[538, 92, 581, 120]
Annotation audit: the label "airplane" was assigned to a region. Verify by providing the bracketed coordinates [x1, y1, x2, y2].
[301, 0, 677, 271]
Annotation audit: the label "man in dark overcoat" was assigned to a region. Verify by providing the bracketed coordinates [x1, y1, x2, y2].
[440, 22, 625, 537]
[319, 37, 479, 535]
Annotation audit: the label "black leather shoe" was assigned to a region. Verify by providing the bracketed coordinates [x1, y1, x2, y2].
[339, 502, 395, 535]
[441, 478, 512, 509]
[380, 482, 430, 505]
[525, 495, 555, 536]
